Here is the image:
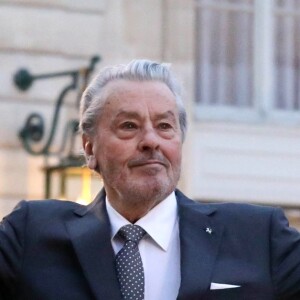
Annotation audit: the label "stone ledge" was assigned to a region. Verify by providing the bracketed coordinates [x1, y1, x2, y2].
[0, 0, 107, 14]
[0, 6, 104, 56]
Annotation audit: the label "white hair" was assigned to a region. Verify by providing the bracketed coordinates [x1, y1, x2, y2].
[79, 59, 187, 141]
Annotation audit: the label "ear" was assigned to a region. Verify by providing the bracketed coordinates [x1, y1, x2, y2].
[82, 134, 93, 155]
[82, 134, 97, 170]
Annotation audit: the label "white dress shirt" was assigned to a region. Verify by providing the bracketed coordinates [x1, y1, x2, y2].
[106, 192, 181, 300]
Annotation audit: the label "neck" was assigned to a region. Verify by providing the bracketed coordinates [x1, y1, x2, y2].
[105, 190, 168, 223]
[111, 197, 163, 223]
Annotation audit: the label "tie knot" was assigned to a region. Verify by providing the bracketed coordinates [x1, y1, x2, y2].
[118, 224, 146, 243]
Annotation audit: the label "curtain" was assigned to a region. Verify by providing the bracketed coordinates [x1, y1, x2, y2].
[274, 0, 300, 111]
[195, 0, 254, 107]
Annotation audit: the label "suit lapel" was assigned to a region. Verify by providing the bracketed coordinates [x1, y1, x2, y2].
[65, 190, 122, 300]
[176, 190, 224, 300]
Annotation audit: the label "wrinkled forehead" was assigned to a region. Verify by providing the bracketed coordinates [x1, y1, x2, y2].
[102, 79, 175, 99]
[100, 79, 179, 114]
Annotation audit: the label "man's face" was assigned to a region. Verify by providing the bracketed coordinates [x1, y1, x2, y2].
[88, 80, 182, 205]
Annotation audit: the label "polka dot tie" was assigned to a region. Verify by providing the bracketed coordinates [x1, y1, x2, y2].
[115, 224, 146, 300]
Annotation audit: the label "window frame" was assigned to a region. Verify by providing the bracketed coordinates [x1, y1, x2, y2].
[194, 0, 300, 124]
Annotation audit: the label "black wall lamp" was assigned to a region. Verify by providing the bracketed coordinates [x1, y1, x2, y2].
[14, 56, 100, 157]
[13, 56, 101, 200]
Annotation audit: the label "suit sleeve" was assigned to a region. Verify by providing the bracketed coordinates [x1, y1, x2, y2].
[271, 207, 300, 299]
[0, 201, 28, 299]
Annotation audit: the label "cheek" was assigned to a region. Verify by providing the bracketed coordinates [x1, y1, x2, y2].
[97, 140, 134, 167]
[165, 142, 182, 165]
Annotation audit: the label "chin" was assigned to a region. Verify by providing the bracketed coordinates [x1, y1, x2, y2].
[133, 180, 174, 201]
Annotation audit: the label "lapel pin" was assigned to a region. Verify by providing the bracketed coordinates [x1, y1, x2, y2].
[206, 227, 213, 234]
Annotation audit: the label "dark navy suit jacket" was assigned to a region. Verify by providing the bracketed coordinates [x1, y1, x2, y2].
[0, 189, 300, 299]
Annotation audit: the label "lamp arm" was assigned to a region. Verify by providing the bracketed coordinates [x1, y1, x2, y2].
[19, 74, 78, 156]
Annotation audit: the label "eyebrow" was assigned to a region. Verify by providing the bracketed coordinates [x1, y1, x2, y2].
[114, 110, 177, 120]
[153, 111, 177, 122]
[114, 110, 141, 119]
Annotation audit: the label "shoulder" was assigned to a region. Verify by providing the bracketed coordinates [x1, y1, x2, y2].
[176, 189, 282, 229]
[2, 199, 83, 226]
[0, 199, 88, 250]
[211, 201, 278, 217]
[25, 198, 81, 213]
[176, 188, 278, 217]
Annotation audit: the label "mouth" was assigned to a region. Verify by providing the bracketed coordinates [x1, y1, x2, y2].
[132, 160, 165, 167]
[128, 158, 168, 169]
[138, 160, 164, 166]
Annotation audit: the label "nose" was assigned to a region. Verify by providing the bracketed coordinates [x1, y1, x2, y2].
[138, 127, 160, 152]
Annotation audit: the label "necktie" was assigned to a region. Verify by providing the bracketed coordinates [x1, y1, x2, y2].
[115, 224, 146, 300]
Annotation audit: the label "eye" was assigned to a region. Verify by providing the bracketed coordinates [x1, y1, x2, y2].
[120, 121, 138, 130]
[158, 122, 173, 130]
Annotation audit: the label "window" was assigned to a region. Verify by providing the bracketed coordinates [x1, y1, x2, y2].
[275, 0, 300, 111]
[195, 0, 300, 122]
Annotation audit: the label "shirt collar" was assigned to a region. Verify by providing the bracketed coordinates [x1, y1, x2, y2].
[106, 192, 178, 251]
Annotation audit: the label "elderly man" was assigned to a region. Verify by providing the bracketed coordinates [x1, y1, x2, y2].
[1, 60, 300, 300]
